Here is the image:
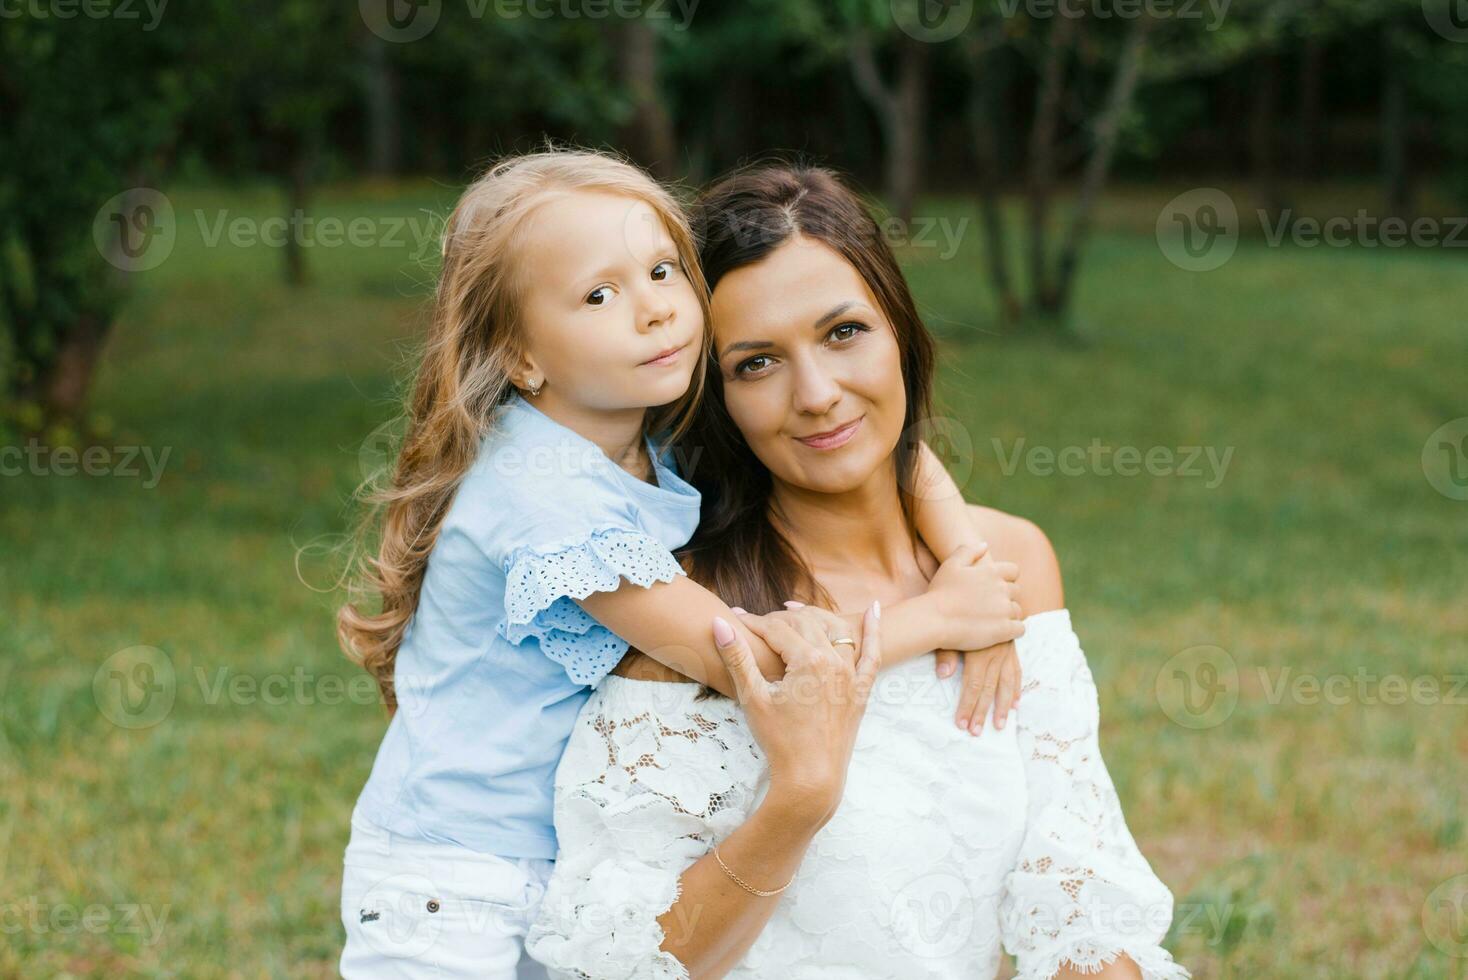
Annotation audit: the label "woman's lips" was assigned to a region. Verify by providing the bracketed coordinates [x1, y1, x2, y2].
[795, 416, 863, 450]
[640, 343, 687, 367]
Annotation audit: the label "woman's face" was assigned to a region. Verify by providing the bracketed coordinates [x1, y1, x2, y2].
[709, 235, 907, 495]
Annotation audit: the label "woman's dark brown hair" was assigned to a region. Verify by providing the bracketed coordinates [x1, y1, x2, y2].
[678, 163, 937, 614]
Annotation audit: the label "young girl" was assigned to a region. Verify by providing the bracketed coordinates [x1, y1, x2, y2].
[336, 149, 1024, 978]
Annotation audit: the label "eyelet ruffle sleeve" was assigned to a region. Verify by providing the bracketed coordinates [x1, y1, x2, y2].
[1001, 611, 1190, 980]
[499, 528, 687, 687]
[525, 680, 764, 979]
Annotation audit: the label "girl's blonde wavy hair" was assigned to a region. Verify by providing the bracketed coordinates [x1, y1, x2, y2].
[338, 149, 710, 711]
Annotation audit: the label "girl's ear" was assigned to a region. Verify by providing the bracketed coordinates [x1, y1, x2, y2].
[508, 343, 542, 392]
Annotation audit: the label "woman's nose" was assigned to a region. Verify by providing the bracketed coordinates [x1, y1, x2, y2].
[791, 359, 841, 416]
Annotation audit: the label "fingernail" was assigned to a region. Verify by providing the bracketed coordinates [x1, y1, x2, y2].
[783, 600, 805, 609]
[730, 606, 747, 614]
[955, 717, 967, 730]
[938, 663, 954, 678]
[713, 617, 736, 647]
[872, 600, 881, 620]
[970, 722, 982, 735]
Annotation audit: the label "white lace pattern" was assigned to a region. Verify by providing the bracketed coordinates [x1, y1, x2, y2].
[525, 610, 1188, 979]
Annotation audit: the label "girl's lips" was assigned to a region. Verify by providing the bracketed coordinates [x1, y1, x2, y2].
[640, 344, 687, 367]
[795, 416, 863, 450]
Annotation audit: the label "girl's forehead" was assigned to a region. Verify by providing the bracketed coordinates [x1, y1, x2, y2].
[522, 190, 673, 270]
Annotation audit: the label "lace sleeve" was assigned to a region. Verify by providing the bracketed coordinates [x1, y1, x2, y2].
[1000, 610, 1190, 980]
[525, 681, 764, 980]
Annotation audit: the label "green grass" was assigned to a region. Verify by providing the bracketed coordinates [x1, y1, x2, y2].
[2, 180, 1464, 978]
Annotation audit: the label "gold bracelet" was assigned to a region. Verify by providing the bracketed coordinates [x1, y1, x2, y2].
[712, 843, 793, 897]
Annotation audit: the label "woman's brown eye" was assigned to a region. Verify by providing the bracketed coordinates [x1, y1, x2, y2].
[736, 355, 771, 375]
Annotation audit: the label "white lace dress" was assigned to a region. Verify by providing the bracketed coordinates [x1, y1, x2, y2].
[525, 610, 1188, 980]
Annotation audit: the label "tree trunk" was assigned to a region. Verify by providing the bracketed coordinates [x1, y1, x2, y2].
[1294, 34, 1323, 180]
[1025, 15, 1076, 316]
[1380, 22, 1411, 220]
[1249, 50, 1283, 221]
[889, 37, 929, 224]
[615, 18, 677, 179]
[1052, 16, 1150, 319]
[363, 36, 400, 177]
[966, 37, 1020, 326]
[38, 311, 111, 423]
[849, 33, 929, 224]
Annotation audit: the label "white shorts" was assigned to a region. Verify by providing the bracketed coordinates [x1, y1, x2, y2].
[340, 814, 556, 979]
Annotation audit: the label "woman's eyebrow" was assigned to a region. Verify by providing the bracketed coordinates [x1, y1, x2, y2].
[719, 338, 772, 359]
[812, 301, 857, 331]
[718, 300, 864, 359]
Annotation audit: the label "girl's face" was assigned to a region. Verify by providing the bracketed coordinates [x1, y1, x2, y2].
[710, 235, 907, 495]
[516, 190, 704, 415]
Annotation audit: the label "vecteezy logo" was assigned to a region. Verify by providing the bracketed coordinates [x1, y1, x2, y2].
[899, 417, 974, 500]
[360, 0, 441, 43]
[357, 872, 444, 958]
[891, 0, 974, 43]
[890, 872, 978, 958]
[1423, 418, 1468, 501]
[359, 416, 408, 485]
[1423, 874, 1468, 957]
[93, 646, 176, 729]
[1424, 0, 1468, 41]
[93, 189, 176, 272]
[1156, 645, 1238, 730]
[1156, 189, 1239, 272]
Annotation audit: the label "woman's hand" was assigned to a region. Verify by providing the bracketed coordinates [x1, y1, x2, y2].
[926, 544, 1025, 652]
[711, 602, 882, 828]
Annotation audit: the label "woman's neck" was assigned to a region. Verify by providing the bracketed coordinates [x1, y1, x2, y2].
[526, 391, 652, 482]
[768, 456, 918, 582]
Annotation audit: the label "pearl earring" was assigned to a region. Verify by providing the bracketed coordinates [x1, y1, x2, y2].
[527, 379, 542, 396]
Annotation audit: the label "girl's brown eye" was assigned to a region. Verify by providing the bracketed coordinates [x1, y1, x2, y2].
[651, 261, 674, 281]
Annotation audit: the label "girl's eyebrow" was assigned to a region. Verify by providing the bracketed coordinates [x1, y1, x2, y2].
[574, 245, 679, 288]
[718, 300, 864, 360]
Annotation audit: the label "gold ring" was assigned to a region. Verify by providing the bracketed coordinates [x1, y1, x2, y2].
[831, 637, 856, 648]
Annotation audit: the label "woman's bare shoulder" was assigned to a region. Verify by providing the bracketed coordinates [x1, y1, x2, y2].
[965, 504, 1064, 616]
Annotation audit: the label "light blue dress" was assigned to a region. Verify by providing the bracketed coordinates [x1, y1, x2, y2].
[351, 393, 702, 859]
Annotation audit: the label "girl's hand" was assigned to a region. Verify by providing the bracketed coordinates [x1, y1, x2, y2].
[926, 545, 1025, 652]
[711, 603, 882, 828]
[936, 641, 1022, 734]
[730, 602, 860, 668]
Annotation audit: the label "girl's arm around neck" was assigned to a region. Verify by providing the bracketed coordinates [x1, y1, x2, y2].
[578, 574, 953, 695]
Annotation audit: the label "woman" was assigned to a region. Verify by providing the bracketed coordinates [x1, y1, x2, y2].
[524, 166, 1187, 979]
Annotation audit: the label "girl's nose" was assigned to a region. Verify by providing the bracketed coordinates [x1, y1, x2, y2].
[638, 286, 676, 333]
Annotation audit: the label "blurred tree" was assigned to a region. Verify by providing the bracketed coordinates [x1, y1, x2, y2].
[0, 4, 191, 427]
[189, 1, 358, 286]
[962, 8, 1155, 330]
[614, 16, 678, 178]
